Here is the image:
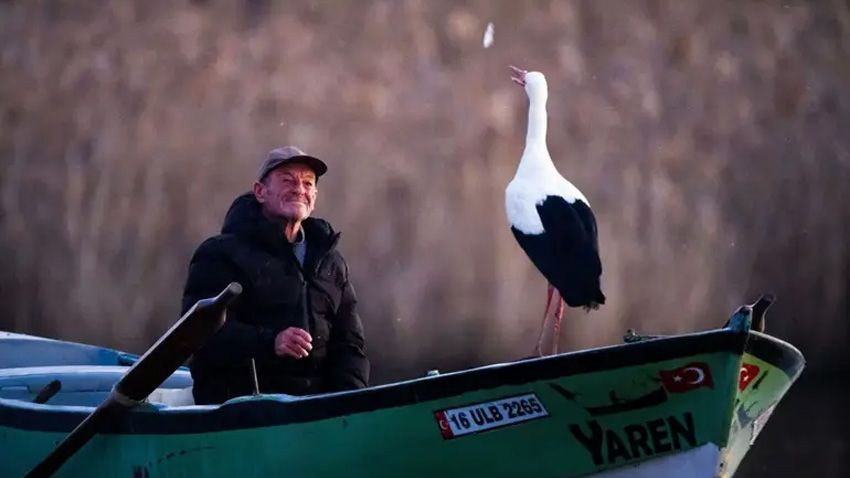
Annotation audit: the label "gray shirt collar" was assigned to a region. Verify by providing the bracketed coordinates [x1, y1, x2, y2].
[292, 228, 307, 266]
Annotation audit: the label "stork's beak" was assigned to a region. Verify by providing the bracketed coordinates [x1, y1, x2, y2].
[509, 65, 527, 86]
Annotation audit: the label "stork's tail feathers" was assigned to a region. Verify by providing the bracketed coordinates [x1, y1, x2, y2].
[594, 290, 606, 306]
[582, 301, 603, 313]
[579, 291, 606, 312]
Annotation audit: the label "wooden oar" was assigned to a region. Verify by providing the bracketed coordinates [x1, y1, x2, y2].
[26, 282, 242, 478]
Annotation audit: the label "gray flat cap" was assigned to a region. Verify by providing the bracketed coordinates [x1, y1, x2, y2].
[257, 146, 328, 181]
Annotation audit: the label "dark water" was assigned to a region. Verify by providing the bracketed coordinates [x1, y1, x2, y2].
[736, 374, 849, 477]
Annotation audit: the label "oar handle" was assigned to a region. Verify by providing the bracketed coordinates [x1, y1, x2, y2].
[26, 282, 241, 478]
[117, 282, 241, 401]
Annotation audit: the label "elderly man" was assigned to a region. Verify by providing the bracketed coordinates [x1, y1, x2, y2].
[182, 146, 369, 404]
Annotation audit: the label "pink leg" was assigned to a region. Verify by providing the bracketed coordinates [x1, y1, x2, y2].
[534, 284, 556, 356]
[551, 295, 565, 355]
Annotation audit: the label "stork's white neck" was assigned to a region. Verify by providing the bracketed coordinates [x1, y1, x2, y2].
[525, 88, 548, 149]
[516, 84, 556, 178]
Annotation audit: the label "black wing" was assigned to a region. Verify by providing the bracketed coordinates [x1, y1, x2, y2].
[535, 195, 597, 252]
[512, 195, 604, 308]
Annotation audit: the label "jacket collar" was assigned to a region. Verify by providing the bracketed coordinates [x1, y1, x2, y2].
[221, 193, 339, 259]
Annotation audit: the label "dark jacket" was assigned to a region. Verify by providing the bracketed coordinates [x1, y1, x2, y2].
[182, 193, 369, 404]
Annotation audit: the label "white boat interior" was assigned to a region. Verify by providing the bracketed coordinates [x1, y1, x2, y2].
[0, 365, 195, 407]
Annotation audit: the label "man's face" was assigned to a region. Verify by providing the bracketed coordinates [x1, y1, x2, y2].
[254, 163, 318, 222]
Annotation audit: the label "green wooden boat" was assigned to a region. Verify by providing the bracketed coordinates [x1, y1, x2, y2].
[0, 294, 804, 477]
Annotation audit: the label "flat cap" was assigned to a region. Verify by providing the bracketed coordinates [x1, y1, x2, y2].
[257, 146, 328, 181]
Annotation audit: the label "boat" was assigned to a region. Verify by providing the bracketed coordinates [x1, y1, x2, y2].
[0, 287, 804, 477]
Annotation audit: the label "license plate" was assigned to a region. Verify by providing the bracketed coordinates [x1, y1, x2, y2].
[434, 393, 549, 439]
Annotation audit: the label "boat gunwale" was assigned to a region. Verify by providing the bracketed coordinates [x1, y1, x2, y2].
[0, 328, 751, 434]
[743, 331, 805, 380]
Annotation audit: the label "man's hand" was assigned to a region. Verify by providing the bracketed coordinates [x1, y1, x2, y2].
[274, 327, 313, 359]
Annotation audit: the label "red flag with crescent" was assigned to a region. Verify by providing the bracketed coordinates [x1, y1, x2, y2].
[659, 362, 714, 393]
[434, 411, 454, 439]
[739, 363, 761, 391]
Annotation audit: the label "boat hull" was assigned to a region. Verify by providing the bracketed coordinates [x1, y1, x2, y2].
[0, 325, 804, 477]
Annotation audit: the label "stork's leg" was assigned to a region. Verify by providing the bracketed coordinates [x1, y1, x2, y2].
[551, 295, 565, 355]
[534, 284, 556, 356]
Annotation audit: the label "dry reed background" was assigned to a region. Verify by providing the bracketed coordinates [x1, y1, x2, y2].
[1, 1, 849, 474]
[2, 0, 849, 376]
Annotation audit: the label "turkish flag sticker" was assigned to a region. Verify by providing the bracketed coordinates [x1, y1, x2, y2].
[739, 363, 761, 391]
[434, 410, 454, 439]
[659, 362, 714, 393]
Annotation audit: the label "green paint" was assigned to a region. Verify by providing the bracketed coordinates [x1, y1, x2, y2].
[0, 331, 804, 477]
[721, 338, 803, 477]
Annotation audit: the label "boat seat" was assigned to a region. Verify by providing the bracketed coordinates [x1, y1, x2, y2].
[146, 387, 195, 407]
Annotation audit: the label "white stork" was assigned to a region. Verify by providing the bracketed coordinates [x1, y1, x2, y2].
[505, 65, 605, 356]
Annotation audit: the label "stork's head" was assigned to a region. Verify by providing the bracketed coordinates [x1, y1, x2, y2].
[509, 65, 548, 101]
